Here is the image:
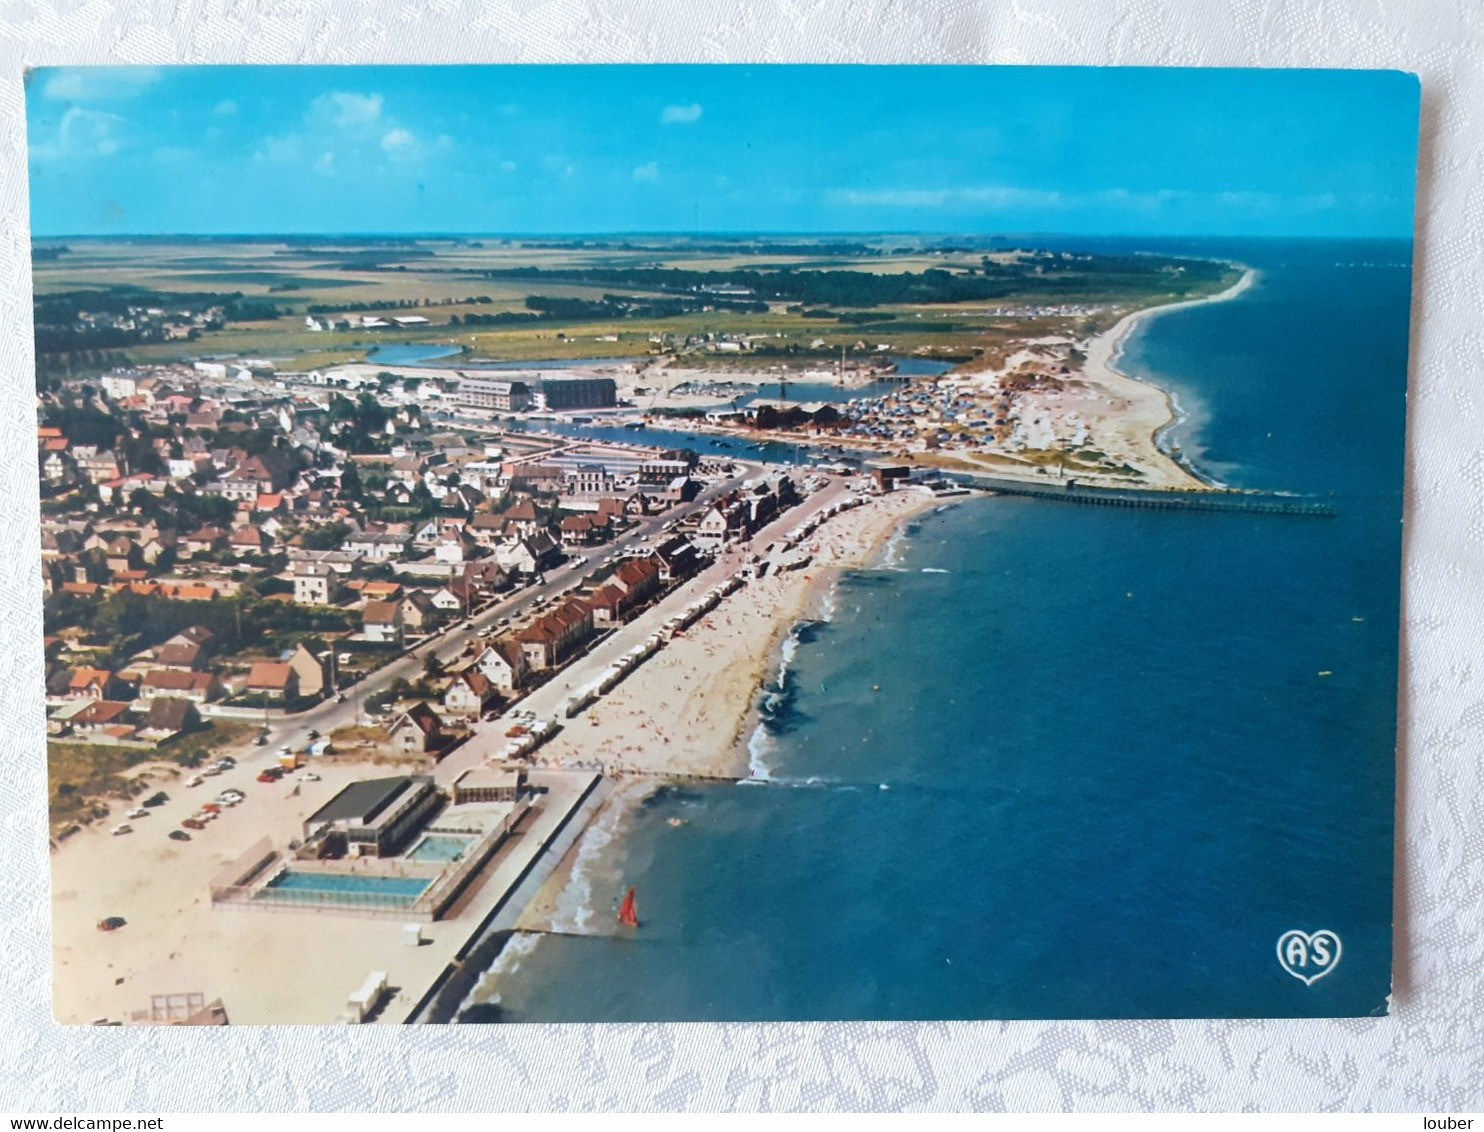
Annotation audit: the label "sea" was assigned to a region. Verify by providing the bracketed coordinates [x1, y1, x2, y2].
[470, 238, 1413, 1021]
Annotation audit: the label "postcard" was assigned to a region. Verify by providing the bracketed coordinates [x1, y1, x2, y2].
[28, 64, 1418, 1024]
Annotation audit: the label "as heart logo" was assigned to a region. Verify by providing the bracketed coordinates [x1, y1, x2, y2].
[1276, 929, 1342, 985]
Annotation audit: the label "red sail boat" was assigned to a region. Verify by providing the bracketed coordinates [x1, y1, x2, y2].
[616, 886, 639, 929]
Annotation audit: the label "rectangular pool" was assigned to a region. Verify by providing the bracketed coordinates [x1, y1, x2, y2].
[405, 834, 476, 863]
[256, 870, 431, 909]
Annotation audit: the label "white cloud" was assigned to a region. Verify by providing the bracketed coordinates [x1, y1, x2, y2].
[381, 127, 415, 154]
[214, 99, 238, 116]
[379, 129, 450, 163]
[30, 106, 125, 161]
[314, 151, 335, 175]
[39, 67, 162, 103]
[310, 91, 384, 130]
[633, 161, 660, 183]
[253, 134, 303, 164]
[500, 160, 518, 173]
[660, 103, 702, 124]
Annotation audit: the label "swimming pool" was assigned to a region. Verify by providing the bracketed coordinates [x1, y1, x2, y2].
[405, 834, 476, 863]
[256, 870, 431, 908]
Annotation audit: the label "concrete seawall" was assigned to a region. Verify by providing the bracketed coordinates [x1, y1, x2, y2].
[402, 771, 608, 1024]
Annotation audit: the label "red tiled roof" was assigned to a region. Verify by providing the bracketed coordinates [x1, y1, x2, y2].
[245, 662, 293, 690]
[588, 584, 624, 611]
[142, 669, 213, 692]
[362, 599, 400, 624]
[168, 584, 219, 601]
[76, 700, 131, 725]
[68, 667, 112, 691]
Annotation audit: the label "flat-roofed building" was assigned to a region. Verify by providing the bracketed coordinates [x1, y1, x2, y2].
[451, 765, 526, 805]
[456, 377, 534, 412]
[538, 377, 616, 411]
[303, 775, 440, 858]
[639, 457, 691, 483]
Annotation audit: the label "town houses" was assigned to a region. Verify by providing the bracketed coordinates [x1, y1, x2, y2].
[39, 357, 736, 771]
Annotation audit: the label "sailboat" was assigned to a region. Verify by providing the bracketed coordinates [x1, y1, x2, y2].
[616, 886, 639, 929]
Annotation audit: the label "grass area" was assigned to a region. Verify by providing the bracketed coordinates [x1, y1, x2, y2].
[34, 238, 1239, 372]
[329, 724, 385, 745]
[47, 719, 254, 828]
[160, 719, 256, 765]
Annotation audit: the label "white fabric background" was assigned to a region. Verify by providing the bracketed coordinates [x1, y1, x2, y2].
[1, 0, 1480, 1113]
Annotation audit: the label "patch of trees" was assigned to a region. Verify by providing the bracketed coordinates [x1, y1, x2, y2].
[449, 310, 540, 327]
[306, 296, 491, 315]
[163, 489, 237, 531]
[44, 587, 355, 668]
[522, 292, 767, 321]
[299, 521, 351, 550]
[40, 401, 121, 450]
[32, 286, 278, 354]
[327, 392, 391, 452]
[34, 349, 133, 386]
[515, 239, 882, 257]
[484, 255, 1230, 309]
[34, 286, 230, 324]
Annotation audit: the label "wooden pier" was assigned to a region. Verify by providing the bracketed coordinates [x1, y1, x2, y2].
[957, 474, 1335, 516]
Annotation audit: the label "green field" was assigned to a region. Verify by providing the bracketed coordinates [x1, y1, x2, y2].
[31, 237, 1238, 371]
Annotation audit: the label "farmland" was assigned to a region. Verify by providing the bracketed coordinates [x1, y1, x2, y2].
[31, 235, 1237, 375]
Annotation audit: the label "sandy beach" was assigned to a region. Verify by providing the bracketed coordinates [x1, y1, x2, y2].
[511, 486, 955, 937]
[1075, 267, 1259, 488]
[537, 487, 950, 782]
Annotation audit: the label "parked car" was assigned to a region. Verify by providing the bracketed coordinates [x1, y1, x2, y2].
[96, 916, 126, 932]
[143, 791, 168, 807]
[125, 807, 149, 820]
[297, 772, 321, 783]
[185, 774, 205, 788]
[181, 818, 206, 831]
[110, 823, 132, 836]
[217, 757, 236, 770]
[256, 769, 283, 784]
[167, 830, 191, 842]
[253, 732, 270, 746]
[200, 803, 222, 815]
[306, 729, 320, 741]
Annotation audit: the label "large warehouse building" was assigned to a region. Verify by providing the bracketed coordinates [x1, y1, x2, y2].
[538, 377, 617, 411]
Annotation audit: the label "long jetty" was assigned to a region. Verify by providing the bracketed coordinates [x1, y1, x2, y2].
[955, 473, 1335, 516]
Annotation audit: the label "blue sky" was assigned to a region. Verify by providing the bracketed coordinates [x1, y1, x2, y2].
[25, 65, 1420, 239]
